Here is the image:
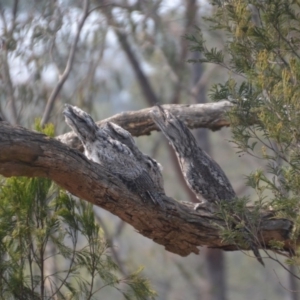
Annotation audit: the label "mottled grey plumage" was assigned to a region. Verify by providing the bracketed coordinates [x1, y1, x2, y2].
[151, 106, 236, 206]
[151, 106, 264, 266]
[63, 104, 165, 208]
[101, 122, 165, 193]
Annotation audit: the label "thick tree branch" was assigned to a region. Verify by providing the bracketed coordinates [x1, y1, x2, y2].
[0, 122, 294, 257]
[57, 101, 233, 151]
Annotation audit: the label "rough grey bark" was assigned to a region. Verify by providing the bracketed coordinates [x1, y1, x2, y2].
[0, 121, 294, 257]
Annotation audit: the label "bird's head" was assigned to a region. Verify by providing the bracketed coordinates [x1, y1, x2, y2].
[63, 104, 98, 143]
[150, 106, 186, 141]
[150, 106, 196, 156]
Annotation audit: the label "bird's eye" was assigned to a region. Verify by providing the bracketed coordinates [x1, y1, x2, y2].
[146, 160, 153, 168]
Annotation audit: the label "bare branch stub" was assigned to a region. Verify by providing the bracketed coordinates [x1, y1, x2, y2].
[0, 122, 294, 257]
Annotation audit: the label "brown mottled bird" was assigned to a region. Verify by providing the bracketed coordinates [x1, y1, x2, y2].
[63, 104, 165, 208]
[150, 105, 264, 266]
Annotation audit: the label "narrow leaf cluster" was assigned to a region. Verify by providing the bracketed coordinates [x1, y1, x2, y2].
[188, 0, 300, 254]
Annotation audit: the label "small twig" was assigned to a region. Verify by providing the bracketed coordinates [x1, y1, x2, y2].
[273, 269, 300, 294]
[41, 0, 90, 126]
[265, 251, 300, 281]
[272, 22, 300, 61]
[94, 212, 128, 276]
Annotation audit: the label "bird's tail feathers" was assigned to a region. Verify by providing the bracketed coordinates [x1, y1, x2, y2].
[241, 228, 265, 266]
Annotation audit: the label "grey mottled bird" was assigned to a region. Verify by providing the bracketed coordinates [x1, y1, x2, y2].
[63, 104, 165, 208]
[150, 105, 264, 266]
[101, 122, 165, 193]
[151, 106, 236, 206]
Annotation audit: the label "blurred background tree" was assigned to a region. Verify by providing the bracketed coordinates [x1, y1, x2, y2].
[0, 0, 299, 299]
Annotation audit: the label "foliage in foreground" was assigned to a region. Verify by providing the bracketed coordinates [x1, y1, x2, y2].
[0, 176, 156, 300]
[188, 0, 300, 260]
[0, 122, 156, 300]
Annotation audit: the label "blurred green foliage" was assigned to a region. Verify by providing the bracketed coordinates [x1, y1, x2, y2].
[188, 0, 300, 254]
